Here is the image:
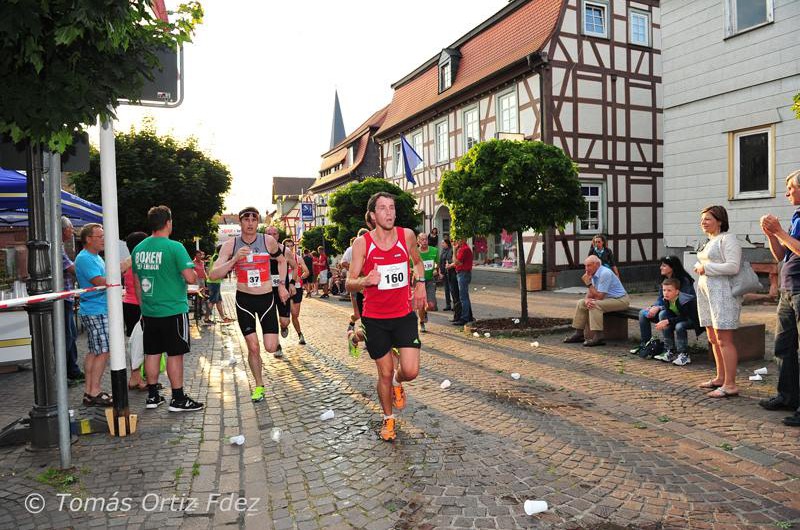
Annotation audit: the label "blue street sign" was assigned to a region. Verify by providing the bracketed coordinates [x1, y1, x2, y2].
[301, 202, 314, 221]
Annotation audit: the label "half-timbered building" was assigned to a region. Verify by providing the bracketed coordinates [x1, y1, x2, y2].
[310, 106, 389, 225]
[374, 0, 662, 285]
[661, 0, 800, 260]
[271, 176, 316, 238]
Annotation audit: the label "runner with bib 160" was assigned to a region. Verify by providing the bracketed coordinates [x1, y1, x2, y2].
[346, 192, 427, 441]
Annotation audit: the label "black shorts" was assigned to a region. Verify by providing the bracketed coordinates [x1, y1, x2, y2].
[235, 291, 278, 336]
[274, 287, 291, 318]
[142, 313, 190, 357]
[123, 302, 141, 337]
[361, 312, 420, 360]
[291, 287, 304, 304]
[355, 292, 364, 316]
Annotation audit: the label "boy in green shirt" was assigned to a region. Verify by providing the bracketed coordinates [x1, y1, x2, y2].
[416, 232, 439, 332]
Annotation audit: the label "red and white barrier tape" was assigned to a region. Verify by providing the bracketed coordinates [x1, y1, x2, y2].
[0, 284, 121, 311]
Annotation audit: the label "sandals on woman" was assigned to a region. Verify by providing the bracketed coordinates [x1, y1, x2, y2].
[83, 392, 113, 407]
[698, 380, 722, 389]
[707, 387, 739, 398]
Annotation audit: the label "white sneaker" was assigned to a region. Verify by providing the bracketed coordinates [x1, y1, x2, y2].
[653, 351, 670, 362]
[673, 353, 691, 366]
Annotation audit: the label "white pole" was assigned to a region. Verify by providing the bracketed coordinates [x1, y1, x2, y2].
[99, 115, 130, 432]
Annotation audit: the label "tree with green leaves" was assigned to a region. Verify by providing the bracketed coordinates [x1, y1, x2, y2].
[439, 139, 585, 320]
[71, 123, 231, 251]
[327, 177, 422, 254]
[0, 0, 202, 151]
[300, 226, 337, 254]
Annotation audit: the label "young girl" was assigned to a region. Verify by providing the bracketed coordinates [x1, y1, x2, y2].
[587, 234, 620, 277]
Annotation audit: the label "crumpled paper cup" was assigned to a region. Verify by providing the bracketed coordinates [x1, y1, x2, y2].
[229, 435, 245, 446]
[511, 373, 521, 380]
[754, 367, 768, 375]
[319, 410, 335, 421]
[748, 374, 763, 381]
[524, 500, 548, 515]
[440, 379, 451, 389]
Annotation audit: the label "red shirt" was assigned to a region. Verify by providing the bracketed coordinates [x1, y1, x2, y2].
[455, 244, 473, 272]
[193, 258, 207, 280]
[313, 254, 327, 276]
[362, 227, 412, 319]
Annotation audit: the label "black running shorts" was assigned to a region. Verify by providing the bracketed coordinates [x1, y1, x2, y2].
[142, 313, 190, 357]
[274, 287, 291, 318]
[290, 286, 304, 304]
[360, 312, 420, 360]
[235, 291, 278, 336]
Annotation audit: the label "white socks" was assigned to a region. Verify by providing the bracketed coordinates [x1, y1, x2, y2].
[383, 414, 395, 420]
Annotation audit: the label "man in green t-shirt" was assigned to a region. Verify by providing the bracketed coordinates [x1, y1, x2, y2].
[132, 205, 202, 412]
[416, 232, 439, 332]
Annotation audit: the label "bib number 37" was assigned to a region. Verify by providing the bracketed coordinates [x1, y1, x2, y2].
[247, 269, 261, 288]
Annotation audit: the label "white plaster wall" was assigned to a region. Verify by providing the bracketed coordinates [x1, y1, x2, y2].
[662, 0, 800, 249]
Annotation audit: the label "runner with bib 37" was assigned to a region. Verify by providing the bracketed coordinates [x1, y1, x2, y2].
[209, 207, 289, 403]
[346, 192, 426, 441]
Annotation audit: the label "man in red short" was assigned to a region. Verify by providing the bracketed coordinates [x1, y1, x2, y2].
[346, 192, 426, 441]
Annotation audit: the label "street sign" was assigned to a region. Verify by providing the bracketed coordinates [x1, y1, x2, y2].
[118, 46, 183, 108]
[301, 203, 314, 221]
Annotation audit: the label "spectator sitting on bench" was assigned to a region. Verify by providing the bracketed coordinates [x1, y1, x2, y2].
[564, 255, 631, 347]
[651, 278, 702, 366]
[633, 255, 698, 355]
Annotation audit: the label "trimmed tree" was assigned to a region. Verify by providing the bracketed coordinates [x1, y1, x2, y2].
[300, 226, 337, 254]
[438, 139, 585, 320]
[327, 177, 423, 253]
[71, 123, 231, 251]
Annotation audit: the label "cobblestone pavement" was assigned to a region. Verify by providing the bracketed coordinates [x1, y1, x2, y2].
[0, 281, 798, 529]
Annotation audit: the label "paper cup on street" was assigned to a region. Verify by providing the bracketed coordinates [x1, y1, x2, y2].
[229, 435, 245, 446]
[228, 356, 238, 367]
[440, 379, 451, 389]
[749, 374, 763, 381]
[754, 367, 768, 375]
[473, 332, 480, 337]
[481, 286, 486, 290]
[511, 373, 521, 380]
[523, 500, 548, 515]
[531, 341, 539, 348]
[319, 410, 335, 421]
[513, 319, 520, 324]
[484, 333, 491, 338]
[270, 428, 282, 442]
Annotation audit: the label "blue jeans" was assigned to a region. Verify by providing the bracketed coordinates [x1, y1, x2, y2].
[64, 299, 80, 376]
[774, 292, 800, 406]
[657, 309, 694, 353]
[638, 308, 658, 344]
[457, 271, 472, 322]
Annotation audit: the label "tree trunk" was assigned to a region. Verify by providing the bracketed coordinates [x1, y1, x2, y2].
[517, 230, 528, 321]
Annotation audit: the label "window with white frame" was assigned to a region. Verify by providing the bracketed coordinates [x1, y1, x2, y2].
[463, 107, 479, 152]
[497, 91, 518, 134]
[582, 0, 608, 38]
[629, 9, 650, 46]
[730, 126, 774, 199]
[435, 120, 449, 163]
[439, 62, 452, 92]
[725, 0, 774, 37]
[578, 184, 603, 233]
[392, 142, 402, 176]
[412, 131, 423, 171]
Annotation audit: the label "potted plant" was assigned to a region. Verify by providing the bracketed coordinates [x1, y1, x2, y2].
[524, 263, 543, 292]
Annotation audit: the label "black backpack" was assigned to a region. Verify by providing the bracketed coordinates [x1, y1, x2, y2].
[639, 338, 664, 359]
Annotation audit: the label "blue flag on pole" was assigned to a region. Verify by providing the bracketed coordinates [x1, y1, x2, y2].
[400, 135, 423, 185]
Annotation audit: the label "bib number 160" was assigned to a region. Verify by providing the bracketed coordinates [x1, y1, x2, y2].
[384, 271, 404, 285]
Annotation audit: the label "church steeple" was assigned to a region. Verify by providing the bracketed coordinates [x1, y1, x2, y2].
[329, 90, 346, 150]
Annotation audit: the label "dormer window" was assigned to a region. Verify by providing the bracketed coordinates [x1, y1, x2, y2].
[437, 48, 461, 93]
[439, 63, 452, 91]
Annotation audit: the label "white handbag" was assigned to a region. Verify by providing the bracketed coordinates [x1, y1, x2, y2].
[128, 320, 144, 370]
[719, 234, 761, 297]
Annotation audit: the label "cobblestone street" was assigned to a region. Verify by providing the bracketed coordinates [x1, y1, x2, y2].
[1, 282, 799, 529]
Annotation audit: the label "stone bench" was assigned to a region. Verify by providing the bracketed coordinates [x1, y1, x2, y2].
[596, 307, 765, 361]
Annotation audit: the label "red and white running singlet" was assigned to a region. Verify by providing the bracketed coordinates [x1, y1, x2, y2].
[232, 235, 272, 289]
[362, 227, 412, 319]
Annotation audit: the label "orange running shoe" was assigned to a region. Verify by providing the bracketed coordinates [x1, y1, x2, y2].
[392, 384, 406, 410]
[380, 417, 396, 441]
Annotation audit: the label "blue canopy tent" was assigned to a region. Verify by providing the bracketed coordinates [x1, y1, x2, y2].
[0, 167, 102, 226]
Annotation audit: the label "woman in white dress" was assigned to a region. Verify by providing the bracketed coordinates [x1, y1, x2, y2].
[694, 205, 742, 398]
